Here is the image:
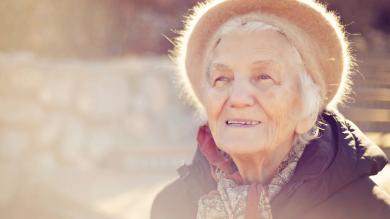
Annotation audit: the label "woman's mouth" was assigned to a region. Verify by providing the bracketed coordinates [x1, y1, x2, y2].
[225, 119, 261, 127]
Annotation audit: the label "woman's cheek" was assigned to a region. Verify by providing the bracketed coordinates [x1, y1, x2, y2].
[259, 88, 293, 123]
[256, 89, 276, 112]
[272, 87, 300, 120]
[205, 88, 228, 116]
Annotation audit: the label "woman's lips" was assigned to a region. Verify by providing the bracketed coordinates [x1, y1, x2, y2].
[225, 119, 261, 127]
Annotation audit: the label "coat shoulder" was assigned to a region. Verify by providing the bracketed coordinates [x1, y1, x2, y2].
[151, 148, 216, 219]
[151, 176, 197, 219]
[304, 176, 390, 219]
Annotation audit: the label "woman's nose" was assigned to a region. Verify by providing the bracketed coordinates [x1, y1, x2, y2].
[228, 81, 255, 108]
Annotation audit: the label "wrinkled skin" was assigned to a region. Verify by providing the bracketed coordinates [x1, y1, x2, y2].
[203, 29, 309, 183]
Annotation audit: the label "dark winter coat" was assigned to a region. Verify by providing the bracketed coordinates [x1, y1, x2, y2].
[151, 111, 390, 219]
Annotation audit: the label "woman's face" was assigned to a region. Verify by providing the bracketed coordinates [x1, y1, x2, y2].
[204, 29, 306, 156]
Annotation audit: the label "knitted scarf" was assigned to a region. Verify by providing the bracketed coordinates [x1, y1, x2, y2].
[196, 125, 306, 219]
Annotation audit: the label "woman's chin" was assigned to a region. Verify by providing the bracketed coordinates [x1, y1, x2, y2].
[219, 125, 266, 137]
[218, 140, 269, 155]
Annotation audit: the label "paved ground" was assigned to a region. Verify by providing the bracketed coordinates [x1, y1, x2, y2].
[1, 166, 177, 219]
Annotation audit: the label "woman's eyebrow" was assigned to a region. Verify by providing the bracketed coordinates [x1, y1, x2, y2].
[251, 60, 275, 65]
[251, 60, 282, 73]
[206, 62, 232, 77]
[210, 62, 231, 70]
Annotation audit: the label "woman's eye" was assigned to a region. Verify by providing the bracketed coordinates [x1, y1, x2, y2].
[213, 76, 230, 87]
[255, 74, 272, 81]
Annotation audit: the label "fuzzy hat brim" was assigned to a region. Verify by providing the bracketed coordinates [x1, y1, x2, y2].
[173, 0, 353, 112]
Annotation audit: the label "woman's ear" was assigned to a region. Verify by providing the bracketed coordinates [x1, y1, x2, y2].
[295, 112, 317, 134]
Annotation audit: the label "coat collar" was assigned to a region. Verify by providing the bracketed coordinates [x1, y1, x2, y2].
[271, 110, 388, 218]
[181, 110, 388, 218]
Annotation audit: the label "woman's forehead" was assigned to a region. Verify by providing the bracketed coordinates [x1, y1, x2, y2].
[208, 30, 302, 69]
[223, 30, 290, 49]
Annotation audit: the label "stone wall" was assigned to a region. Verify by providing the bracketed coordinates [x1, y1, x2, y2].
[0, 53, 196, 179]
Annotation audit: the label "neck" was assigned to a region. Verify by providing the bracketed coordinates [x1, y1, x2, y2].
[230, 137, 294, 184]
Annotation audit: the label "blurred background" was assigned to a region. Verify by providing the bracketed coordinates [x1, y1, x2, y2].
[0, 0, 389, 218]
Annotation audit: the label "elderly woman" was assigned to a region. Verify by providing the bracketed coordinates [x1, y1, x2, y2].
[151, 0, 390, 218]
